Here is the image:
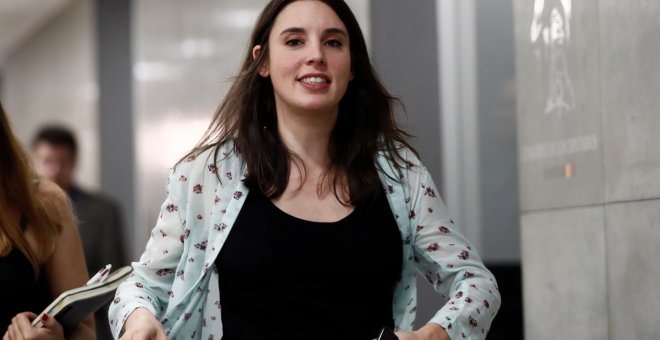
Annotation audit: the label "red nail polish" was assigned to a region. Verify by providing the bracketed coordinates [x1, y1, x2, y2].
[41, 314, 49, 321]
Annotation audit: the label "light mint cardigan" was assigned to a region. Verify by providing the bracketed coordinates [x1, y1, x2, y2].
[109, 141, 500, 340]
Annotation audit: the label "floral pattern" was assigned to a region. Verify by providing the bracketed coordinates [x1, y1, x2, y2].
[109, 141, 500, 340]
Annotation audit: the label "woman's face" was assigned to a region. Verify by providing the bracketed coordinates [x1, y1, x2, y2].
[256, 0, 352, 118]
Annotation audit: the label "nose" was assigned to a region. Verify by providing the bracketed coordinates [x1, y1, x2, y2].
[306, 41, 326, 65]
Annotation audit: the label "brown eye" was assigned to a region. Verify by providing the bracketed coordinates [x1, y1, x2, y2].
[286, 39, 303, 47]
[326, 39, 343, 47]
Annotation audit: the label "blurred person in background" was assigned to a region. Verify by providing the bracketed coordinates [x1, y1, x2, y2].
[110, 0, 500, 339]
[31, 125, 125, 340]
[0, 101, 95, 339]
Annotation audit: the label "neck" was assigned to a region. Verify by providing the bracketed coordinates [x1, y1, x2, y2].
[276, 108, 337, 173]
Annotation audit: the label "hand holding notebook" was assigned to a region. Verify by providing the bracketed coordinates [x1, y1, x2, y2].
[32, 265, 133, 332]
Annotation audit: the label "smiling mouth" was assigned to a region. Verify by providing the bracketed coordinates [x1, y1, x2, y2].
[300, 76, 330, 84]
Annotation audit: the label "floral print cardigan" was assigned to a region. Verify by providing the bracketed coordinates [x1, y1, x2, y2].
[109, 141, 500, 340]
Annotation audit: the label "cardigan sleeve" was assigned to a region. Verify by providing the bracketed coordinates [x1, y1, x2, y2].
[108, 166, 188, 338]
[406, 155, 501, 339]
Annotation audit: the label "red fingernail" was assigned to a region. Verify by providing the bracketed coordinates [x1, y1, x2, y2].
[41, 314, 49, 321]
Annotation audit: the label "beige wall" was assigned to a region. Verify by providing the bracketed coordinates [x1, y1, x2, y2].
[2, 0, 98, 190]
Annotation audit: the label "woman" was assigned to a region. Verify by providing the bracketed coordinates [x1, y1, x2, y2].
[110, 1, 500, 339]
[0, 102, 95, 339]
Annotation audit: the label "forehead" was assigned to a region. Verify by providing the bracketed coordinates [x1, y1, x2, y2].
[271, 0, 347, 34]
[34, 142, 74, 158]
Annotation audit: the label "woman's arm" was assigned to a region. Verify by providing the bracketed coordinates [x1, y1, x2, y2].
[109, 167, 189, 338]
[40, 180, 95, 339]
[406, 156, 501, 340]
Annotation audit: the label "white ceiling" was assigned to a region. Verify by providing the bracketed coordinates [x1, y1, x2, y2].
[0, 0, 73, 63]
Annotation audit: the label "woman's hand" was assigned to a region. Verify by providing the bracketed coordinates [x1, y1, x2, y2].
[3, 312, 64, 340]
[396, 323, 450, 340]
[120, 308, 166, 340]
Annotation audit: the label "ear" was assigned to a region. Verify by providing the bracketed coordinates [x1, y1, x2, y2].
[252, 45, 269, 77]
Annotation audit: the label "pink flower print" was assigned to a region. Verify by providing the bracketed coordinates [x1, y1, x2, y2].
[183, 313, 192, 321]
[416, 225, 424, 232]
[409, 210, 416, 219]
[424, 187, 437, 197]
[484, 299, 490, 308]
[214, 196, 221, 204]
[208, 165, 218, 174]
[426, 242, 440, 252]
[226, 172, 233, 180]
[469, 315, 478, 328]
[179, 175, 188, 182]
[465, 297, 473, 303]
[159, 230, 167, 237]
[168, 291, 174, 298]
[197, 214, 203, 220]
[464, 271, 475, 278]
[458, 250, 470, 260]
[195, 240, 208, 250]
[233, 191, 243, 200]
[455, 291, 463, 299]
[427, 208, 434, 213]
[155, 268, 176, 276]
[176, 270, 185, 280]
[166, 204, 178, 212]
[193, 184, 203, 194]
[439, 226, 450, 233]
[135, 282, 143, 288]
[387, 185, 394, 194]
[113, 297, 120, 304]
[214, 223, 227, 232]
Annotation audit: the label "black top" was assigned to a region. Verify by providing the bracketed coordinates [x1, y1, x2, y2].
[216, 189, 402, 340]
[0, 217, 50, 329]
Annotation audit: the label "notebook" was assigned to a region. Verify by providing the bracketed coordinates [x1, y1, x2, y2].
[32, 265, 133, 331]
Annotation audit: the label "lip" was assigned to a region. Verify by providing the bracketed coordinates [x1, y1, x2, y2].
[297, 73, 331, 90]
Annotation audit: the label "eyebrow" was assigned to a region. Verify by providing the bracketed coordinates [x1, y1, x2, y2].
[279, 27, 348, 37]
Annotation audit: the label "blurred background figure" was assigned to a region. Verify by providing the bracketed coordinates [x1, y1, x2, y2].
[0, 101, 95, 339]
[31, 125, 125, 340]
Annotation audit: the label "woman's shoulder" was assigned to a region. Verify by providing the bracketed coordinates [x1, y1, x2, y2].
[377, 142, 424, 169]
[37, 179, 70, 209]
[34, 178, 75, 234]
[171, 140, 242, 180]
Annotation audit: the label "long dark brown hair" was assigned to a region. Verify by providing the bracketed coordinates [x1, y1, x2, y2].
[0, 101, 60, 276]
[181, 0, 417, 206]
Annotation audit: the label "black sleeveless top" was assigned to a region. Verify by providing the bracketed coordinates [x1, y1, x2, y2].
[0, 217, 50, 329]
[216, 189, 402, 340]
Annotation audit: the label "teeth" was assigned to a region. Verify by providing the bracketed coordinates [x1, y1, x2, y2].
[301, 77, 328, 84]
